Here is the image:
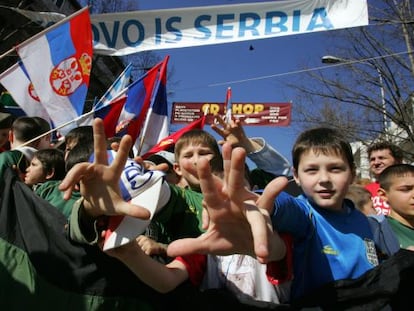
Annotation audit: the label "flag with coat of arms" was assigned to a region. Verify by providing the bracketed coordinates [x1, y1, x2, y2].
[16, 6, 92, 136]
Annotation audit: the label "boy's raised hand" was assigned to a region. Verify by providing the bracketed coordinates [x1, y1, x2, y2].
[59, 118, 151, 220]
[167, 142, 288, 263]
[211, 115, 247, 147]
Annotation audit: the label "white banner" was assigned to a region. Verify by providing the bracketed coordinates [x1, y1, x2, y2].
[91, 0, 368, 56]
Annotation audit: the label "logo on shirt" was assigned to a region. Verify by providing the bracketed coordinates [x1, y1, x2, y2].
[322, 245, 338, 255]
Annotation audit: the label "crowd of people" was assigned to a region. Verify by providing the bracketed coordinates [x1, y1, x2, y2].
[0, 113, 413, 310]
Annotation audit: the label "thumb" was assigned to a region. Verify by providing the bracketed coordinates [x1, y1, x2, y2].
[256, 176, 288, 213]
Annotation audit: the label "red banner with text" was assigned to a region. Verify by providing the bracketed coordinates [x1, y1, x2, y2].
[171, 102, 291, 126]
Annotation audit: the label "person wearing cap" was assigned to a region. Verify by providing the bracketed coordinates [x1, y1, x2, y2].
[0, 112, 14, 153]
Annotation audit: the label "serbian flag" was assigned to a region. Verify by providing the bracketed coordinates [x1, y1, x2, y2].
[16, 7, 92, 135]
[141, 115, 206, 159]
[94, 57, 168, 145]
[135, 56, 169, 155]
[0, 61, 51, 122]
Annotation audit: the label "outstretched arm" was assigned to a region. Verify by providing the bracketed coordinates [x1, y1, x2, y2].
[106, 239, 189, 293]
[167, 142, 288, 263]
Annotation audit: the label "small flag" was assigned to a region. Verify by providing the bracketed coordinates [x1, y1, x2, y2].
[141, 115, 206, 159]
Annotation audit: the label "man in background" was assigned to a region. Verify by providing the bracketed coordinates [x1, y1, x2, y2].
[365, 141, 404, 215]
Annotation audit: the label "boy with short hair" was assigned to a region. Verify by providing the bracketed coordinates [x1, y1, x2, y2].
[35, 141, 91, 220]
[0, 116, 51, 180]
[270, 127, 381, 300]
[135, 129, 224, 255]
[378, 163, 414, 248]
[63, 125, 94, 160]
[24, 148, 66, 187]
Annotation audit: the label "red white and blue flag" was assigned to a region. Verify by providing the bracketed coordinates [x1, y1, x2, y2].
[94, 57, 169, 146]
[0, 61, 51, 122]
[16, 7, 92, 135]
[136, 56, 170, 155]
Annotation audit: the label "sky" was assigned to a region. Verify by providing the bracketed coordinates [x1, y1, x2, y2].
[92, 0, 343, 167]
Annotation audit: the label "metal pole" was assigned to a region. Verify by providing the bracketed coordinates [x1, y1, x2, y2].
[375, 67, 387, 136]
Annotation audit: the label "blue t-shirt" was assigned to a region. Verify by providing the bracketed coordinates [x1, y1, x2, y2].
[273, 192, 378, 300]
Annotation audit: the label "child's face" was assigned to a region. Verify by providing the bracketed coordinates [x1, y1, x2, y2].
[294, 149, 354, 211]
[381, 174, 414, 227]
[175, 143, 216, 191]
[25, 157, 47, 186]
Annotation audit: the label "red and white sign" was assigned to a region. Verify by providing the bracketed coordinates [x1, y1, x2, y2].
[171, 102, 291, 126]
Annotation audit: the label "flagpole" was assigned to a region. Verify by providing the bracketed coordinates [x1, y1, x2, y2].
[225, 86, 232, 124]
[0, 47, 17, 61]
[17, 111, 92, 148]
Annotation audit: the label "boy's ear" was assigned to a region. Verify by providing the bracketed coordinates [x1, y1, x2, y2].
[8, 130, 13, 143]
[292, 168, 300, 186]
[377, 187, 388, 203]
[173, 163, 183, 177]
[45, 168, 55, 180]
